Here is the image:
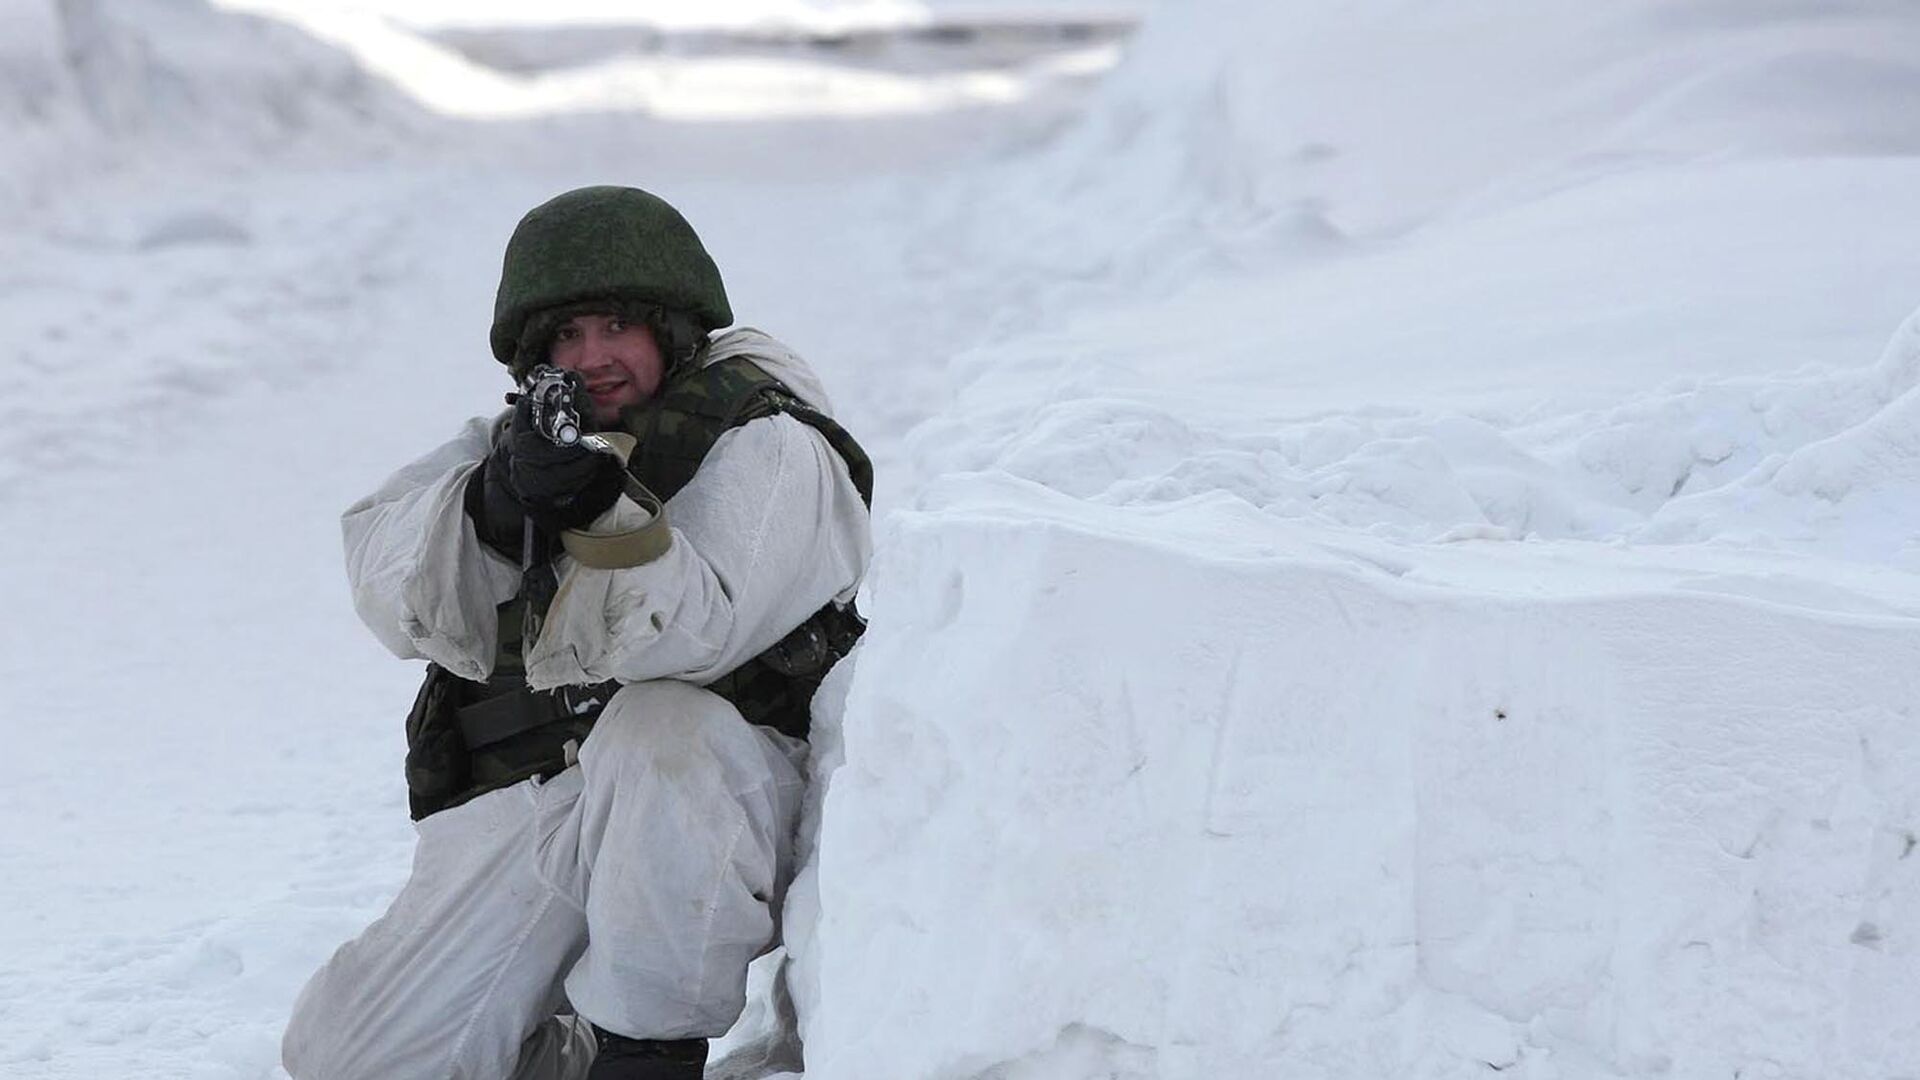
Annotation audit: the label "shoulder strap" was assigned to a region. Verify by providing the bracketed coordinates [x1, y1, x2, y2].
[620, 355, 874, 506]
[760, 389, 874, 508]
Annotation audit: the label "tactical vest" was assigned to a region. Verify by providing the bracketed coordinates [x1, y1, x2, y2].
[403, 355, 874, 820]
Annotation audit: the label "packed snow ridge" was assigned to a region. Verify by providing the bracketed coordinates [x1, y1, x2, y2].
[787, 2, 1920, 1078]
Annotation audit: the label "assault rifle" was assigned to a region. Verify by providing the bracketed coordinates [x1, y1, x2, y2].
[505, 367, 670, 641]
[518, 364, 586, 448]
[517, 364, 628, 457]
[508, 366, 592, 638]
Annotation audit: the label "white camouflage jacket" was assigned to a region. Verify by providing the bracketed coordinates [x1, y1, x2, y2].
[341, 328, 872, 693]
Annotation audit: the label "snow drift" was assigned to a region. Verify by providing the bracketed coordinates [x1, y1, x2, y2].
[0, 0, 425, 215]
[923, 0, 1920, 315]
[785, 312, 1920, 1078]
[894, 300, 1920, 566]
[793, 479, 1920, 1079]
[785, 1, 1920, 1077]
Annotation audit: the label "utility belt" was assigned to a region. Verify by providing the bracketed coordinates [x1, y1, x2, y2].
[454, 678, 620, 755]
[404, 601, 863, 820]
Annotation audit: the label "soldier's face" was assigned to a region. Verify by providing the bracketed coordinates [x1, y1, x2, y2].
[549, 313, 665, 423]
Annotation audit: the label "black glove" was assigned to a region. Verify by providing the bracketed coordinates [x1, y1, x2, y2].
[499, 390, 627, 530]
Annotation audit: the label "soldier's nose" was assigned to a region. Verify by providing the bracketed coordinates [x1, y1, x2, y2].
[578, 341, 616, 370]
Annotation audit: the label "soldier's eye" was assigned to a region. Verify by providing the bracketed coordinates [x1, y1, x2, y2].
[606, 317, 627, 333]
[555, 325, 579, 341]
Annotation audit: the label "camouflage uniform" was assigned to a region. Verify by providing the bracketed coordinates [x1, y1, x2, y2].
[282, 188, 872, 1080]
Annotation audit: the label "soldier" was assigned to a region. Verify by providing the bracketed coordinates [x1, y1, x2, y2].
[283, 186, 874, 1080]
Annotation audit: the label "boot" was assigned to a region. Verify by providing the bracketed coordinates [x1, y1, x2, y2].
[586, 1026, 708, 1080]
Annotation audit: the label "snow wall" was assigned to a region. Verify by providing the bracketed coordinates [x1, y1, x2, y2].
[786, 314, 1920, 1079]
[792, 482, 1920, 1080]
[787, 1, 1920, 1077]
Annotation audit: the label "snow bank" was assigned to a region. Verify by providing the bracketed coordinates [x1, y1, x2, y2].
[58, 0, 419, 148]
[881, 8, 1920, 561]
[890, 302, 1920, 568]
[0, 0, 86, 210]
[0, 0, 425, 216]
[1642, 312, 1920, 566]
[785, 2, 1920, 1076]
[786, 296, 1920, 1080]
[921, 0, 1920, 314]
[792, 477, 1920, 1079]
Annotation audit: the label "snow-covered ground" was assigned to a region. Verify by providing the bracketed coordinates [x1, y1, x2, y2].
[4, 1, 1919, 1078]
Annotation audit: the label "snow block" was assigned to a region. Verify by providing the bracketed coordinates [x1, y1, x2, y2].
[793, 480, 1920, 1080]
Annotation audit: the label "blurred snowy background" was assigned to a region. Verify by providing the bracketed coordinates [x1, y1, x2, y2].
[4, 2, 1920, 1078]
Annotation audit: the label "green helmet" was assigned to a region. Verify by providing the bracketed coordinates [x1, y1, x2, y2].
[490, 185, 733, 369]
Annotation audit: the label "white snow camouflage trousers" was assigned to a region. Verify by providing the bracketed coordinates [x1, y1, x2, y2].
[282, 680, 806, 1080]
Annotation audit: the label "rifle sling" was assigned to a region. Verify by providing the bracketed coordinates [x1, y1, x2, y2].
[557, 432, 673, 570]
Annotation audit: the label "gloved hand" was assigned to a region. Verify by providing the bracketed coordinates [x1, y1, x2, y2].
[498, 389, 627, 531]
[464, 451, 532, 560]
[465, 389, 626, 558]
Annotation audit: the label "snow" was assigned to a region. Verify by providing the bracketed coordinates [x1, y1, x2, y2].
[783, 2, 1920, 1077]
[233, 0, 1144, 34]
[4, 1, 1920, 1078]
[792, 483, 1920, 1078]
[207, 0, 1130, 121]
